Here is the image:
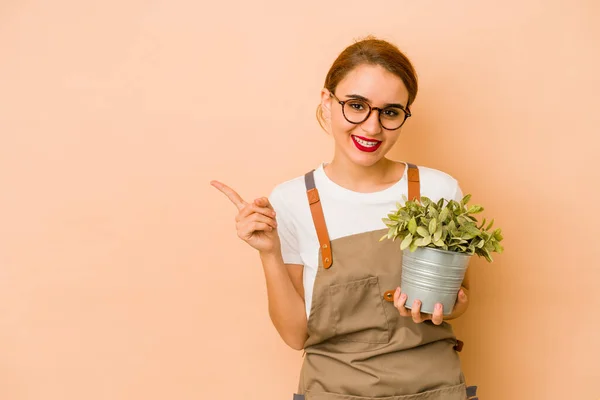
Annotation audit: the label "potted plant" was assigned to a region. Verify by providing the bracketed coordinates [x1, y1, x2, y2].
[380, 194, 504, 315]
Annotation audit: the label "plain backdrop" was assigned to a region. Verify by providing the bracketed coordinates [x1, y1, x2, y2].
[1, 1, 599, 399]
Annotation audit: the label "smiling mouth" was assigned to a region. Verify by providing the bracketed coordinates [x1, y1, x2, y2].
[351, 135, 382, 152]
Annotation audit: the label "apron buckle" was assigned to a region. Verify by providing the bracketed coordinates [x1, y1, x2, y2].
[453, 339, 464, 352]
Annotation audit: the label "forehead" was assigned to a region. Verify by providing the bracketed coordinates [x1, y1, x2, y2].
[336, 64, 409, 105]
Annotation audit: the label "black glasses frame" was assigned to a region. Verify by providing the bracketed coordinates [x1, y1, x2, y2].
[329, 92, 411, 130]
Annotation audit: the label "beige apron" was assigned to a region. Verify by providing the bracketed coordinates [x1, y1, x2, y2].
[293, 163, 478, 400]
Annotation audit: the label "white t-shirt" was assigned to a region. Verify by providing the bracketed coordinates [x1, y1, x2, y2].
[268, 162, 463, 318]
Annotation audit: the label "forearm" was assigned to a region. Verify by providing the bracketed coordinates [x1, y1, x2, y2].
[259, 250, 308, 350]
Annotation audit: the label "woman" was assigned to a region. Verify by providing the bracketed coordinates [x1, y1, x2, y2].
[211, 37, 478, 400]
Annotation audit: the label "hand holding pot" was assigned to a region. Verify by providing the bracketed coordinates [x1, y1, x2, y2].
[393, 286, 469, 326]
[211, 180, 281, 254]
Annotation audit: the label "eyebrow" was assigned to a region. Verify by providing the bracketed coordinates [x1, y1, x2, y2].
[344, 94, 407, 110]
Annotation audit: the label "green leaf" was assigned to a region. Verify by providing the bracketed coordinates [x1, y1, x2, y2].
[486, 219, 494, 231]
[433, 226, 443, 242]
[422, 235, 432, 246]
[461, 194, 472, 205]
[382, 218, 398, 226]
[408, 217, 417, 235]
[433, 238, 444, 247]
[415, 235, 432, 247]
[429, 218, 437, 235]
[448, 220, 457, 231]
[392, 225, 400, 240]
[476, 239, 485, 248]
[428, 207, 439, 219]
[494, 228, 503, 241]
[464, 224, 481, 236]
[478, 218, 486, 230]
[439, 208, 449, 223]
[493, 241, 504, 253]
[409, 241, 418, 252]
[456, 215, 468, 226]
[400, 233, 413, 251]
[481, 248, 493, 262]
[417, 226, 430, 237]
[467, 205, 484, 214]
[441, 226, 449, 241]
[450, 238, 468, 245]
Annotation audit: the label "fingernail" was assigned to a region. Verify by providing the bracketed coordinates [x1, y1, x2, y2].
[400, 293, 407, 300]
[395, 288, 400, 295]
[460, 291, 466, 298]
[435, 304, 442, 311]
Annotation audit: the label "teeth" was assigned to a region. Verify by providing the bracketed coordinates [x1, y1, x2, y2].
[353, 136, 380, 147]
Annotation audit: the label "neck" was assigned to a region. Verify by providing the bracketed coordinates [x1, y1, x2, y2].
[325, 155, 396, 193]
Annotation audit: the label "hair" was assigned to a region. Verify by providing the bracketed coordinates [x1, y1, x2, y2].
[316, 36, 419, 131]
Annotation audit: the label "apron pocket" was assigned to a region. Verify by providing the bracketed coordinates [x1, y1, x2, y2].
[329, 276, 390, 343]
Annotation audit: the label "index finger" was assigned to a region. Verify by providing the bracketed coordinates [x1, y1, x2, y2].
[210, 180, 248, 210]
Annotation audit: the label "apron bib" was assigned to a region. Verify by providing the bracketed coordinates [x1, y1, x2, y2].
[293, 163, 477, 400]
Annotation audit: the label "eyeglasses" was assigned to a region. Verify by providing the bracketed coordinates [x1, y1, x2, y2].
[329, 92, 411, 130]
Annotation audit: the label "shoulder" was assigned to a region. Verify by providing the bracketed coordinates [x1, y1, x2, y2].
[416, 165, 462, 201]
[268, 172, 310, 213]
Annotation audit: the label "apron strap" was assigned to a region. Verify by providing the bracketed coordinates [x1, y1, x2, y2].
[305, 170, 333, 269]
[406, 162, 421, 202]
[304, 163, 421, 270]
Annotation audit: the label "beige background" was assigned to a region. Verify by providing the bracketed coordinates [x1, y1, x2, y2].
[1, 1, 599, 399]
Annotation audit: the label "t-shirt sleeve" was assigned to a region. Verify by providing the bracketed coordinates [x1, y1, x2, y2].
[268, 188, 303, 265]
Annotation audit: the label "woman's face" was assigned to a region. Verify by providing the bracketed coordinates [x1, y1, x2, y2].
[321, 64, 410, 167]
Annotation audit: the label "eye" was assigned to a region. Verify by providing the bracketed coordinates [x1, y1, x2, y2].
[348, 101, 367, 111]
[383, 108, 401, 118]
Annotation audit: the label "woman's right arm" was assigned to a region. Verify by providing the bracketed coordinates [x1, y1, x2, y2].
[210, 180, 308, 350]
[259, 250, 308, 350]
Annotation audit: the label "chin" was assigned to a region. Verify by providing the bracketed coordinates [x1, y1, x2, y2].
[343, 148, 387, 167]
[351, 155, 385, 167]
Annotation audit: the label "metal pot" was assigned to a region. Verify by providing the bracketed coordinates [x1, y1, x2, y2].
[401, 246, 471, 315]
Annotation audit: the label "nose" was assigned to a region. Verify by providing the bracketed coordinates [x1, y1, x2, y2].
[360, 109, 382, 134]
